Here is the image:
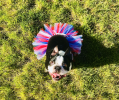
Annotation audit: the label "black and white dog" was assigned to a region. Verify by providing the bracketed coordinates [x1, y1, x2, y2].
[45, 35, 73, 81]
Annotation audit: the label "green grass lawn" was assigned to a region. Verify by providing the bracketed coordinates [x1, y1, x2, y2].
[0, 0, 119, 99]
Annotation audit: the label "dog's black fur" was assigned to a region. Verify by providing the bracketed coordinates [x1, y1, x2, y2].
[45, 35, 72, 71]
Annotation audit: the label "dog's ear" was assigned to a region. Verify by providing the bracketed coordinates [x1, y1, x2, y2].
[51, 46, 58, 56]
[64, 48, 73, 61]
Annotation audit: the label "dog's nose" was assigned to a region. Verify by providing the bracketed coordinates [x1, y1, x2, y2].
[55, 66, 61, 71]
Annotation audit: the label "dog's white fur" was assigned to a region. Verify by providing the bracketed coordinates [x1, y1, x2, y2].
[51, 46, 58, 56]
[46, 46, 72, 75]
[48, 55, 72, 75]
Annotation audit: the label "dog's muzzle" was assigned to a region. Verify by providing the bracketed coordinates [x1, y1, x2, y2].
[49, 72, 67, 81]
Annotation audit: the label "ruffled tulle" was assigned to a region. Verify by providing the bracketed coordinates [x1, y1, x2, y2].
[32, 23, 83, 60]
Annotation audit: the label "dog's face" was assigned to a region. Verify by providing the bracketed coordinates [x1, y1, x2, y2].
[48, 46, 72, 81]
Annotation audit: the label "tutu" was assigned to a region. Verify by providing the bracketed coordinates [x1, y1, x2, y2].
[32, 23, 83, 60]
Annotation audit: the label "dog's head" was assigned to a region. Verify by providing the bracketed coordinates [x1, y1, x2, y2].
[48, 46, 73, 81]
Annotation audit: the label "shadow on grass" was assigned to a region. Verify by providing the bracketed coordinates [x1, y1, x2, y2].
[27, 0, 36, 9]
[29, 7, 50, 35]
[73, 24, 119, 68]
[59, 8, 73, 23]
[55, 8, 73, 23]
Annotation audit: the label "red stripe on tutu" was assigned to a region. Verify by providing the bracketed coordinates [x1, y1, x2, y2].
[45, 24, 49, 28]
[37, 33, 50, 39]
[41, 28, 44, 31]
[71, 48, 79, 53]
[41, 29, 53, 36]
[68, 38, 81, 43]
[33, 45, 47, 50]
[51, 26, 54, 30]
[68, 28, 74, 33]
[34, 38, 36, 41]
[60, 24, 64, 33]
[73, 31, 78, 36]
[61, 23, 64, 27]
[61, 23, 68, 33]
[38, 38, 48, 42]
[57, 23, 60, 33]
[44, 24, 55, 35]
[67, 31, 78, 36]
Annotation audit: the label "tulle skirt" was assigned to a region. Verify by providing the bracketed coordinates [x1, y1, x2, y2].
[32, 23, 83, 60]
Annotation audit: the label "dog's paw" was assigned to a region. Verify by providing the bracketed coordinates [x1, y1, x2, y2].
[44, 68, 48, 72]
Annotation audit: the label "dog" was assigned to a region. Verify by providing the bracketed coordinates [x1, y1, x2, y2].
[45, 35, 73, 81]
[32, 23, 83, 81]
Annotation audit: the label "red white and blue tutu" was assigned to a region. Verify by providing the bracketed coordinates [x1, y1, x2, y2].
[32, 23, 83, 60]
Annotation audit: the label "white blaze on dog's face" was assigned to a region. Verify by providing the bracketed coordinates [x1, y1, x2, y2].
[48, 46, 72, 81]
[48, 55, 69, 75]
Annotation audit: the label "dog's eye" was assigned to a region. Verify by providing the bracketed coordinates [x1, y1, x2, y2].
[50, 61, 54, 65]
[62, 63, 67, 67]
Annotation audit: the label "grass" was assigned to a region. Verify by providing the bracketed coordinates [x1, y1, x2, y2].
[0, 0, 119, 99]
